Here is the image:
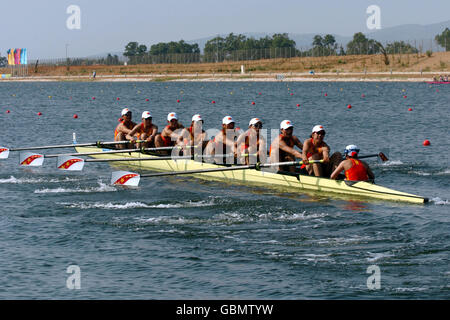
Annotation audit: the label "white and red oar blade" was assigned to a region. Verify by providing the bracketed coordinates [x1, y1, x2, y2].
[111, 171, 140, 186]
[19, 152, 44, 167]
[0, 147, 10, 159]
[57, 156, 85, 171]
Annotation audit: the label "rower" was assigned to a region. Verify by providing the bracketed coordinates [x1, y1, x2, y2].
[269, 120, 303, 172]
[205, 116, 238, 164]
[155, 112, 184, 152]
[177, 114, 208, 156]
[114, 108, 137, 149]
[126, 111, 158, 148]
[236, 117, 267, 164]
[302, 125, 342, 177]
[331, 145, 375, 181]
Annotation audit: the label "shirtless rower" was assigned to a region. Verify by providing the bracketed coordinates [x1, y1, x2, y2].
[155, 112, 184, 152]
[331, 145, 375, 181]
[236, 118, 267, 164]
[205, 116, 239, 164]
[126, 111, 158, 148]
[302, 125, 342, 177]
[269, 120, 303, 172]
[114, 108, 137, 149]
[177, 114, 208, 154]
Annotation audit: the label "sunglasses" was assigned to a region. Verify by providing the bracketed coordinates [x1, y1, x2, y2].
[253, 123, 263, 128]
[315, 131, 326, 135]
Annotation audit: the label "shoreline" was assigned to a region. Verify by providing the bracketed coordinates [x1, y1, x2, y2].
[0, 77, 444, 83]
[1, 72, 447, 83]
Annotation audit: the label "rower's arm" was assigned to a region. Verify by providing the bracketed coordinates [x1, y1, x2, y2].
[363, 161, 375, 180]
[126, 125, 139, 140]
[322, 143, 331, 162]
[330, 162, 345, 180]
[279, 139, 302, 158]
[294, 137, 303, 151]
[119, 124, 136, 140]
[302, 140, 311, 161]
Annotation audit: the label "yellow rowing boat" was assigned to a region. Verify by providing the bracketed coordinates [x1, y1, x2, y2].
[75, 146, 428, 204]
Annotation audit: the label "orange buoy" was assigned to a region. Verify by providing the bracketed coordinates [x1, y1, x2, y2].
[177, 99, 180, 103]
[324, 93, 328, 97]
[6, 110, 10, 113]
[347, 104, 352, 109]
[73, 114, 78, 119]
[37, 112, 42, 116]
[408, 108, 412, 111]
[92, 97, 96, 100]
[423, 140, 430, 146]
[212, 100, 216, 104]
[145, 98, 149, 101]
[403, 95, 407, 98]
[290, 93, 294, 96]
[251, 101, 255, 105]
[117, 97, 120, 101]
[296, 104, 300, 107]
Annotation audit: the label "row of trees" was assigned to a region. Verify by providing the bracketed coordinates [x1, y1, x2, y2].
[122, 28, 449, 64]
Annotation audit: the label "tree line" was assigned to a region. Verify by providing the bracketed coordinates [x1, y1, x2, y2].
[121, 27, 449, 64]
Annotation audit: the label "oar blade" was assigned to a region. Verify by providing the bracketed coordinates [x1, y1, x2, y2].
[111, 171, 141, 187]
[57, 156, 85, 171]
[378, 148, 390, 162]
[19, 152, 44, 167]
[0, 147, 10, 159]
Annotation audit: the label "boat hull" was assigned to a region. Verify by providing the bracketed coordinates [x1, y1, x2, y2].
[75, 146, 428, 204]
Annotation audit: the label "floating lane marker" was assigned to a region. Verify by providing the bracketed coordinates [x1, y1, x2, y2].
[19, 152, 44, 166]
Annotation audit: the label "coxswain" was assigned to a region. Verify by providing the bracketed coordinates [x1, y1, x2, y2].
[331, 145, 374, 181]
[269, 120, 303, 172]
[302, 125, 342, 177]
[126, 111, 158, 148]
[236, 118, 266, 164]
[155, 112, 184, 152]
[114, 108, 137, 149]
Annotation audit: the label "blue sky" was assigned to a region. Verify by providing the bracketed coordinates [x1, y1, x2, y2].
[1, 0, 449, 59]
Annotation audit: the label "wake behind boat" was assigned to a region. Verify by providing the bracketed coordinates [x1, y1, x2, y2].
[73, 145, 428, 204]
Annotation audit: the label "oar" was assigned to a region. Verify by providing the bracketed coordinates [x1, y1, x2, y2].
[0, 140, 148, 159]
[45, 145, 194, 158]
[55, 154, 235, 171]
[111, 160, 324, 186]
[358, 151, 389, 162]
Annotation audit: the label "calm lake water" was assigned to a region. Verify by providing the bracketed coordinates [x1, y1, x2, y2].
[0, 81, 448, 299]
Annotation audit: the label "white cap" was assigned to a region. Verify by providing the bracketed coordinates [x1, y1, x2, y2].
[192, 114, 203, 122]
[142, 111, 152, 119]
[249, 118, 262, 126]
[121, 108, 131, 116]
[222, 116, 234, 125]
[344, 144, 360, 157]
[312, 125, 325, 133]
[167, 112, 178, 121]
[280, 120, 293, 130]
